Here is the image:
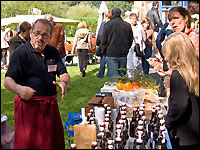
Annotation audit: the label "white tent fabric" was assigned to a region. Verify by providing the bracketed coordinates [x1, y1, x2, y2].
[96, 1, 108, 36]
[1, 15, 80, 26]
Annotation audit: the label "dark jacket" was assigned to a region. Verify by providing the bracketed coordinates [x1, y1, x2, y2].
[147, 6, 163, 32]
[9, 33, 26, 57]
[100, 16, 133, 57]
[166, 70, 199, 147]
[156, 22, 173, 58]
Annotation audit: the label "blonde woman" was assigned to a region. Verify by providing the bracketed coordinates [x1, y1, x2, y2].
[162, 32, 199, 149]
[72, 21, 92, 77]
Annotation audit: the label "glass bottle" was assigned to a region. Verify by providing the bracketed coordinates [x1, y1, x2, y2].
[133, 135, 146, 149]
[129, 107, 138, 137]
[115, 137, 124, 149]
[96, 133, 102, 149]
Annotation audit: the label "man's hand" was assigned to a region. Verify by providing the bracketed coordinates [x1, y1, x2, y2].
[53, 81, 68, 100]
[17, 85, 36, 100]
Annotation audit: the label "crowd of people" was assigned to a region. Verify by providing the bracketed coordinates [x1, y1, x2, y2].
[1, 1, 199, 149]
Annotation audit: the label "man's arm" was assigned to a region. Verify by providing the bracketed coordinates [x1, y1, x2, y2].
[4, 77, 36, 100]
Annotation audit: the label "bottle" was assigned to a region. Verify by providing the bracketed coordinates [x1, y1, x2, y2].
[133, 136, 146, 149]
[115, 137, 124, 149]
[87, 112, 92, 122]
[148, 108, 156, 149]
[97, 133, 102, 149]
[155, 126, 167, 149]
[116, 124, 122, 138]
[70, 144, 76, 149]
[91, 141, 97, 149]
[129, 108, 137, 137]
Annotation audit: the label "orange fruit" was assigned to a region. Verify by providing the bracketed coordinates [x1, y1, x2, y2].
[123, 82, 133, 92]
[133, 85, 140, 90]
[116, 82, 124, 90]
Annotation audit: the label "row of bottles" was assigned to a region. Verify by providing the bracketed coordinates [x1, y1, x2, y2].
[71, 103, 168, 149]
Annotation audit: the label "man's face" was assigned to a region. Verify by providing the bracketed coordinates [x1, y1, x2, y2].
[30, 22, 51, 52]
[130, 16, 138, 26]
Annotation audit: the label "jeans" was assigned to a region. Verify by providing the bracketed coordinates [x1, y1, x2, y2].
[97, 56, 106, 77]
[141, 47, 152, 75]
[106, 56, 127, 78]
[77, 49, 88, 72]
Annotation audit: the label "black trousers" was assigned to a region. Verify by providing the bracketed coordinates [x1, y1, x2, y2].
[77, 49, 88, 72]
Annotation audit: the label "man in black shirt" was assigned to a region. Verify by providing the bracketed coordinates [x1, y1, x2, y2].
[4, 19, 70, 149]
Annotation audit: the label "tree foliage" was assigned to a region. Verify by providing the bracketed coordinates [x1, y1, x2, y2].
[1, 1, 133, 36]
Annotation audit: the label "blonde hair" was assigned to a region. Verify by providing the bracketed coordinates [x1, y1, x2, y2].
[162, 32, 199, 96]
[78, 21, 87, 29]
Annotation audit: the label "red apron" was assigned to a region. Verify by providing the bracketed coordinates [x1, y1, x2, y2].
[14, 94, 65, 149]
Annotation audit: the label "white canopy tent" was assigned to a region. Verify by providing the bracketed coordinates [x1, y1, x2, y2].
[1, 15, 80, 26]
[96, 1, 108, 36]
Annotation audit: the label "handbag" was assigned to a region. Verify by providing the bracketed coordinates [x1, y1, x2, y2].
[133, 37, 144, 57]
[95, 46, 101, 57]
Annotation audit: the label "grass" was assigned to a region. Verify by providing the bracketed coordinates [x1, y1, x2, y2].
[1, 64, 108, 149]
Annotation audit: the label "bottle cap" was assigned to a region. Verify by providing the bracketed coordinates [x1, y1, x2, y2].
[70, 144, 76, 148]
[121, 115, 126, 119]
[92, 141, 97, 146]
[107, 140, 113, 144]
[138, 120, 144, 125]
[119, 120, 124, 124]
[107, 111, 111, 114]
[115, 137, 122, 142]
[104, 104, 108, 107]
[116, 124, 122, 129]
[105, 117, 109, 122]
[105, 114, 110, 118]
[120, 111, 126, 115]
[137, 125, 144, 130]
[107, 106, 111, 110]
[99, 127, 104, 132]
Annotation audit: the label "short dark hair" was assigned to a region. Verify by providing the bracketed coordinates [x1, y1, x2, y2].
[20, 21, 31, 33]
[32, 19, 53, 35]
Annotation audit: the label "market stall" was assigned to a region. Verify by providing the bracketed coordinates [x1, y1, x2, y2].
[66, 73, 172, 149]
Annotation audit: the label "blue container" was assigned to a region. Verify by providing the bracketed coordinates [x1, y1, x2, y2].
[65, 121, 74, 136]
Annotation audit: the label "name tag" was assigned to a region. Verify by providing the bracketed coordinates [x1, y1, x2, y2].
[48, 65, 57, 72]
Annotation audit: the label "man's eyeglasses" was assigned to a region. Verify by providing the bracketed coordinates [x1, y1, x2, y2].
[32, 31, 50, 39]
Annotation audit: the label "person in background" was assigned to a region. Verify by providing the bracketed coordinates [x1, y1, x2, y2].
[96, 10, 112, 78]
[124, 10, 131, 23]
[4, 19, 70, 149]
[147, 1, 163, 39]
[100, 7, 133, 78]
[141, 17, 158, 75]
[88, 32, 96, 64]
[154, 6, 199, 78]
[71, 21, 92, 77]
[44, 14, 66, 65]
[1, 28, 14, 70]
[127, 13, 146, 78]
[162, 32, 199, 150]
[9, 21, 31, 58]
